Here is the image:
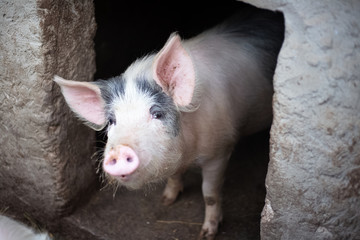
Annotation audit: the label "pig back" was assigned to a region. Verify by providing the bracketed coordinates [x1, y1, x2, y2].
[182, 8, 284, 154]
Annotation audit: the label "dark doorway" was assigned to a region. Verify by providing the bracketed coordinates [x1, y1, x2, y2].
[74, 1, 277, 239]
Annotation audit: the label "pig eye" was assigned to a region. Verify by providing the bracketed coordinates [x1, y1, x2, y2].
[150, 105, 164, 120]
[108, 117, 116, 125]
[152, 111, 163, 119]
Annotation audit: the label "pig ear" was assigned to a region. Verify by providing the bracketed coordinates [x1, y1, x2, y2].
[53, 75, 106, 131]
[153, 34, 196, 107]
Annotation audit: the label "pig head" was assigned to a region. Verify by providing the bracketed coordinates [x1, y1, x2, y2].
[54, 34, 197, 190]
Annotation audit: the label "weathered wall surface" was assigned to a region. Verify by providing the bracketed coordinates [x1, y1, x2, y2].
[0, 0, 97, 223]
[1, 0, 359, 238]
[242, 0, 360, 239]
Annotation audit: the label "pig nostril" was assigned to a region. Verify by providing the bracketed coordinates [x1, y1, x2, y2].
[126, 157, 133, 163]
[109, 159, 117, 165]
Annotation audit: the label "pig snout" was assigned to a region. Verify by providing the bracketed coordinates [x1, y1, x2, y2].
[103, 145, 139, 178]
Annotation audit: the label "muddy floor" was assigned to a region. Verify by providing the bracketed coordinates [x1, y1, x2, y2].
[58, 130, 269, 240]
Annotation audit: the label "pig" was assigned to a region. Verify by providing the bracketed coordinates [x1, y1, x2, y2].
[54, 6, 284, 239]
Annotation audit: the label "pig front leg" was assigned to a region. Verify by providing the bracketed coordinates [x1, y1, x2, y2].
[198, 155, 230, 240]
[162, 173, 184, 206]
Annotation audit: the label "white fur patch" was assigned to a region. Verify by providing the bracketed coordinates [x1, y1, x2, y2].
[0, 215, 51, 240]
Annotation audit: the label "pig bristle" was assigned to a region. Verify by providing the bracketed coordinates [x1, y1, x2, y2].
[112, 182, 121, 198]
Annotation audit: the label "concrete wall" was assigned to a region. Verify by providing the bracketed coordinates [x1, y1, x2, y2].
[1, 0, 359, 238]
[0, 0, 97, 224]
[242, 0, 360, 239]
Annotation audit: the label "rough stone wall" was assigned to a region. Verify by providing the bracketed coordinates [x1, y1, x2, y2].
[242, 0, 360, 239]
[0, 0, 97, 224]
[1, 0, 359, 238]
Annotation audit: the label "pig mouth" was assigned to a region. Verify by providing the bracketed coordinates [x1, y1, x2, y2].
[106, 165, 168, 190]
[116, 174, 131, 182]
[107, 174, 141, 190]
[105, 168, 150, 190]
[110, 170, 137, 182]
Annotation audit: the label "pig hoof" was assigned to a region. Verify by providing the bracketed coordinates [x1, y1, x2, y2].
[161, 195, 177, 206]
[198, 220, 219, 240]
[198, 228, 216, 240]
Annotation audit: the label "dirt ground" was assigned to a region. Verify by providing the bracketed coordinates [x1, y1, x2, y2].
[58, 130, 269, 240]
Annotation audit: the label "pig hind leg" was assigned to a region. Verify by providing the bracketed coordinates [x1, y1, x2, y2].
[198, 154, 230, 240]
[162, 173, 184, 206]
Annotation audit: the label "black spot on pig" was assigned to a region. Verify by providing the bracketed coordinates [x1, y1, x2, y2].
[96, 76, 127, 105]
[95, 76, 126, 124]
[204, 196, 217, 206]
[136, 78, 180, 137]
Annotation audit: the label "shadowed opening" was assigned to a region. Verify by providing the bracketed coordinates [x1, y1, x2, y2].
[91, 1, 284, 239]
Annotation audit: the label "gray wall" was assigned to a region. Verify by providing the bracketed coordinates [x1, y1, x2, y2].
[0, 0, 97, 223]
[242, 0, 360, 239]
